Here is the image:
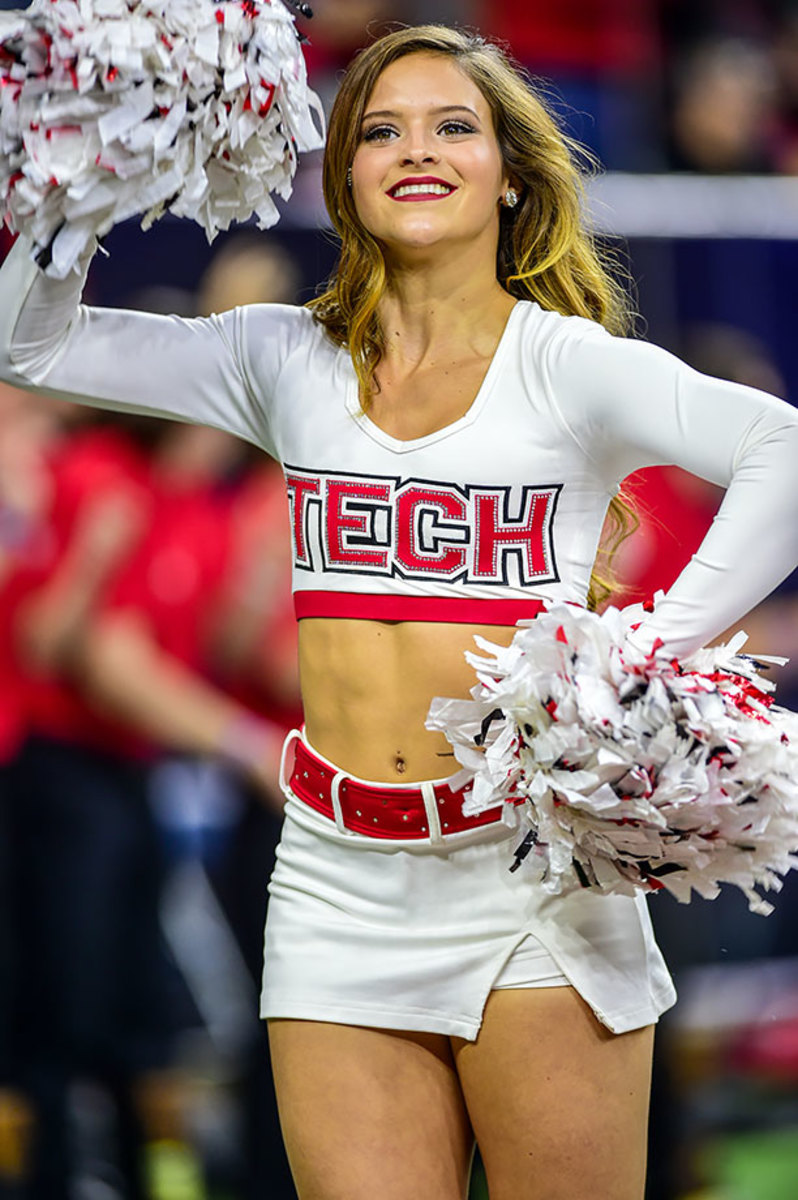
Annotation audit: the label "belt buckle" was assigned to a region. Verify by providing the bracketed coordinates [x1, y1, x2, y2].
[279, 729, 303, 794]
[330, 770, 349, 834]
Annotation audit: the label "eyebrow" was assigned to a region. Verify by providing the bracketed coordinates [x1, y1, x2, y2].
[361, 105, 481, 122]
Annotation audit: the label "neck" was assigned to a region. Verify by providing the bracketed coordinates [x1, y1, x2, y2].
[379, 246, 513, 364]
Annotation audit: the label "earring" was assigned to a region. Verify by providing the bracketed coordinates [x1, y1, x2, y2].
[503, 188, 519, 208]
[346, 166, 352, 189]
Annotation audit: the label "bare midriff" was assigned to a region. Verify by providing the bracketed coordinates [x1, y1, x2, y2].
[298, 617, 518, 783]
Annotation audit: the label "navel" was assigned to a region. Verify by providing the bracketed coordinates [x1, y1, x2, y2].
[394, 753, 407, 775]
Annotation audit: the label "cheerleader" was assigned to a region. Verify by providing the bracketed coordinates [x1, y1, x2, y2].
[2, 22, 798, 1200]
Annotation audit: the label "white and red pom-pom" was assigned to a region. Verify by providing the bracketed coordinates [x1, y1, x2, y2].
[0, 0, 324, 277]
[427, 601, 798, 914]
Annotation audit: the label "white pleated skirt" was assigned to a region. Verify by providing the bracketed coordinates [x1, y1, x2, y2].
[260, 743, 677, 1041]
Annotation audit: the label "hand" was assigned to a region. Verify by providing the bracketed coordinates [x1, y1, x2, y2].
[217, 712, 287, 813]
[72, 486, 149, 572]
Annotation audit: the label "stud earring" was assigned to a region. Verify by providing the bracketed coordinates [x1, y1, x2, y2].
[503, 188, 519, 208]
[346, 166, 353, 189]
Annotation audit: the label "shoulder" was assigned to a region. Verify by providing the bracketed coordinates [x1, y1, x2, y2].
[518, 300, 610, 340]
[227, 302, 337, 392]
[508, 300, 614, 392]
[510, 299, 610, 357]
[234, 300, 320, 342]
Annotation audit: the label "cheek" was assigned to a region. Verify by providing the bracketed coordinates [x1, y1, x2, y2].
[350, 185, 383, 238]
[350, 154, 383, 207]
[470, 144, 506, 186]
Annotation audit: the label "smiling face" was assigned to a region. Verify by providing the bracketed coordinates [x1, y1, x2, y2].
[350, 52, 510, 262]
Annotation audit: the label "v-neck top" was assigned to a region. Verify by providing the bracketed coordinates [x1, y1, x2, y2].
[3, 234, 798, 655]
[342, 302, 521, 455]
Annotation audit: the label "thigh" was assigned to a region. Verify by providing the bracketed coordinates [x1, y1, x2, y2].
[267, 1019, 474, 1200]
[453, 987, 654, 1200]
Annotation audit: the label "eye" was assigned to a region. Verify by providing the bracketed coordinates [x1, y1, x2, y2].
[438, 119, 477, 136]
[362, 124, 397, 143]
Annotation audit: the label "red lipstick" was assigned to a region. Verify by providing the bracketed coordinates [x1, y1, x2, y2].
[387, 176, 457, 201]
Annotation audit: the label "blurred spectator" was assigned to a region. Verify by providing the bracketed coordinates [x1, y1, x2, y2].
[667, 37, 777, 172]
[198, 234, 300, 315]
[211, 457, 300, 724]
[476, 0, 661, 78]
[404, 0, 479, 22]
[0, 381, 71, 1196]
[0, 385, 56, 585]
[474, 0, 665, 168]
[660, 0, 776, 48]
[75, 422, 279, 788]
[8, 406, 292, 1197]
[682, 322, 787, 395]
[300, 0, 404, 111]
[0, 383, 74, 765]
[74, 424, 290, 1194]
[771, 6, 798, 171]
[610, 466, 723, 610]
[7, 414, 174, 1200]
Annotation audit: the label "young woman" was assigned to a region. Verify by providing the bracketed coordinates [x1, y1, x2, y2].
[2, 24, 798, 1200]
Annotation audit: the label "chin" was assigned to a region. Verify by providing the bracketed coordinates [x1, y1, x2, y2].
[391, 228, 490, 260]
[381, 217, 474, 246]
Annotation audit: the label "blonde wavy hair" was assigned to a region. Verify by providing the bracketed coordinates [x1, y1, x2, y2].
[309, 24, 637, 607]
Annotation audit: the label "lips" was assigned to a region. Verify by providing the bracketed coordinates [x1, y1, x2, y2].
[387, 176, 457, 201]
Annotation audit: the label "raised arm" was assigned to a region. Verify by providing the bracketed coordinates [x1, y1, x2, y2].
[544, 323, 798, 657]
[0, 235, 312, 457]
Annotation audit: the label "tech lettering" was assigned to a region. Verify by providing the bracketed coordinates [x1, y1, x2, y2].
[284, 468, 560, 585]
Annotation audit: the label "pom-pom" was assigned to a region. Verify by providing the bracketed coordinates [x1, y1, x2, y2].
[0, 0, 324, 277]
[426, 602, 798, 914]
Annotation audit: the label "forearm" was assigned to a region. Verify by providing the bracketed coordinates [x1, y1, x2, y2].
[0, 236, 92, 392]
[80, 612, 284, 785]
[19, 548, 118, 672]
[633, 414, 798, 657]
[549, 327, 798, 655]
[0, 236, 276, 450]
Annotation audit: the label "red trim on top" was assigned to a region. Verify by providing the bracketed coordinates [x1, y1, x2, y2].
[293, 591, 546, 625]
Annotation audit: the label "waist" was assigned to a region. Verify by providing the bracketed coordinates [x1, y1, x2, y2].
[298, 616, 523, 780]
[283, 732, 503, 842]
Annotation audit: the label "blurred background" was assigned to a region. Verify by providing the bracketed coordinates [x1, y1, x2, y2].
[1, 1, 798, 1198]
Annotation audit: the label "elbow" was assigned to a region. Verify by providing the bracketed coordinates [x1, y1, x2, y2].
[735, 404, 798, 464]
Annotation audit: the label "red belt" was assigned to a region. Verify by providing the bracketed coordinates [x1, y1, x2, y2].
[286, 735, 503, 840]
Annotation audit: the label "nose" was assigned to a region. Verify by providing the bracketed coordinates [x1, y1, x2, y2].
[399, 125, 440, 167]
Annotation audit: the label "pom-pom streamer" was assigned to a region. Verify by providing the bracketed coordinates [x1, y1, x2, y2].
[0, 0, 325, 277]
[426, 602, 798, 914]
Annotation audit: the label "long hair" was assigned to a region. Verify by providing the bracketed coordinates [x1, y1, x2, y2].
[309, 25, 637, 607]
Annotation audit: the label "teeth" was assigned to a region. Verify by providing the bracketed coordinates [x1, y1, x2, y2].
[392, 183, 453, 198]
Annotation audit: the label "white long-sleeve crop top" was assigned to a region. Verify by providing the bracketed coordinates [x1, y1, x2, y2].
[1, 233, 798, 658]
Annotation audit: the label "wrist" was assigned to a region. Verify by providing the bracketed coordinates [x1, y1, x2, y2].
[216, 711, 283, 778]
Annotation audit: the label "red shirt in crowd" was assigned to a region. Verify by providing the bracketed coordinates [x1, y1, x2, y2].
[476, 0, 661, 76]
[17, 423, 154, 757]
[609, 466, 723, 608]
[99, 473, 234, 677]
